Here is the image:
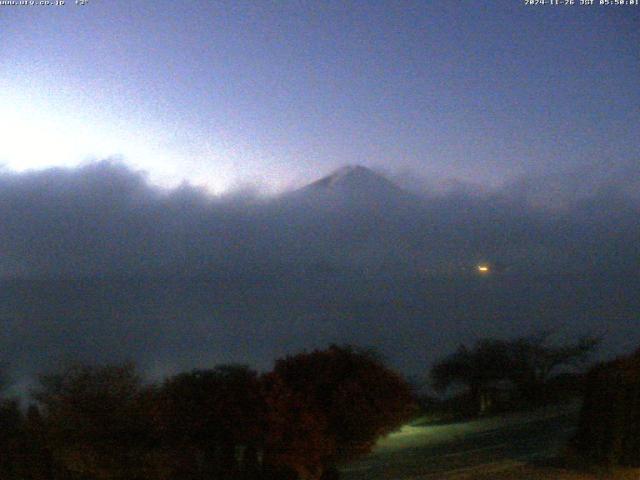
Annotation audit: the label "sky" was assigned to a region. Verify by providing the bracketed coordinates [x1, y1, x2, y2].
[1, 0, 638, 193]
[0, 1, 638, 387]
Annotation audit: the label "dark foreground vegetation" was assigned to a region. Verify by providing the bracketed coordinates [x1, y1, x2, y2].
[0, 346, 416, 480]
[426, 332, 599, 418]
[573, 346, 640, 468]
[2, 338, 639, 480]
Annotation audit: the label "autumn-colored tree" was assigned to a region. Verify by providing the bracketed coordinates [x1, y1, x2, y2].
[33, 363, 151, 480]
[261, 372, 334, 480]
[266, 345, 416, 479]
[153, 365, 265, 479]
[13, 349, 415, 480]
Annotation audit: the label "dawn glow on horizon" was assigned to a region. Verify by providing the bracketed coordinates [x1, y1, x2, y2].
[1, 1, 637, 194]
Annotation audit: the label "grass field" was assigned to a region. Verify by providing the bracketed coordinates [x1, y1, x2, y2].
[341, 403, 640, 480]
[465, 464, 640, 480]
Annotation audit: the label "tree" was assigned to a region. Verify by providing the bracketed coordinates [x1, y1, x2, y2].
[0, 369, 53, 480]
[504, 332, 600, 403]
[430, 340, 512, 415]
[0, 398, 25, 480]
[261, 372, 333, 480]
[573, 346, 640, 466]
[22, 404, 55, 480]
[33, 363, 151, 480]
[266, 345, 416, 479]
[430, 333, 600, 414]
[152, 365, 265, 479]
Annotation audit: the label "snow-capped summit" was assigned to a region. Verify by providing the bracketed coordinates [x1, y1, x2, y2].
[277, 165, 415, 216]
[300, 165, 403, 197]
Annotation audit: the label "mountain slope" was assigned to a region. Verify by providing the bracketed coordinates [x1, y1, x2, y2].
[283, 165, 414, 210]
[302, 165, 402, 194]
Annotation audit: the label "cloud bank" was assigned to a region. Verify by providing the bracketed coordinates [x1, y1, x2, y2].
[0, 160, 638, 383]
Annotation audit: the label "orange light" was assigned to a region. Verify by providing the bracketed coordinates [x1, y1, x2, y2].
[477, 265, 490, 273]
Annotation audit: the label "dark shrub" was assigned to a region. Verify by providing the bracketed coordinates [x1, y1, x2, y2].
[573, 348, 640, 466]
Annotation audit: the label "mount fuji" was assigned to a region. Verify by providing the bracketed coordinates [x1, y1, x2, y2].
[283, 165, 415, 212]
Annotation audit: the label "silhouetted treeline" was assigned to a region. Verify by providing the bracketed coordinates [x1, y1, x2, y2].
[573, 346, 640, 467]
[0, 345, 416, 480]
[428, 332, 599, 416]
